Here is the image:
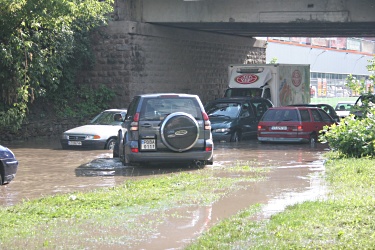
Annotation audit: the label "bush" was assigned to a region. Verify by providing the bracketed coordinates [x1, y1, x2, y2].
[320, 109, 375, 158]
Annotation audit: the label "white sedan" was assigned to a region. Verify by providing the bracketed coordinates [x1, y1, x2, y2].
[60, 109, 127, 150]
[334, 101, 355, 119]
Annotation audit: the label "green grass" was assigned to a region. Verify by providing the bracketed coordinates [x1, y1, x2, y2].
[186, 153, 375, 249]
[311, 97, 358, 107]
[3, 154, 374, 249]
[0, 162, 269, 249]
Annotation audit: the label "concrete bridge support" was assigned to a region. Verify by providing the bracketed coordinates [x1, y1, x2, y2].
[76, 20, 266, 106]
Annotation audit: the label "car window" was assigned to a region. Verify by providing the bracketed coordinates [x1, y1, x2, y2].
[318, 109, 334, 122]
[261, 109, 298, 122]
[335, 103, 353, 111]
[140, 97, 202, 121]
[253, 102, 269, 117]
[240, 103, 254, 118]
[311, 109, 323, 122]
[207, 102, 241, 119]
[90, 111, 119, 125]
[300, 109, 311, 122]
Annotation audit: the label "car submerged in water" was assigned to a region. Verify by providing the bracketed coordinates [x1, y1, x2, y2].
[257, 106, 336, 144]
[205, 97, 273, 142]
[60, 109, 127, 150]
[0, 145, 18, 185]
[114, 93, 213, 167]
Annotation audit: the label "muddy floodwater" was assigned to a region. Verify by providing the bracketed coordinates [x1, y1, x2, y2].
[1, 137, 330, 249]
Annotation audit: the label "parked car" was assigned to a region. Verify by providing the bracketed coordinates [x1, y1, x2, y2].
[205, 97, 273, 142]
[334, 101, 355, 119]
[0, 145, 18, 185]
[114, 93, 213, 167]
[60, 109, 127, 150]
[350, 94, 375, 118]
[257, 106, 336, 144]
[289, 103, 339, 122]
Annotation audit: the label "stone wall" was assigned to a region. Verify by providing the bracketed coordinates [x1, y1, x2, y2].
[77, 21, 266, 107]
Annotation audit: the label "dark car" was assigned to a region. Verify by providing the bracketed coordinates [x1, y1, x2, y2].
[114, 93, 214, 167]
[60, 109, 127, 150]
[289, 103, 339, 122]
[257, 106, 335, 144]
[350, 94, 375, 118]
[0, 145, 18, 185]
[205, 97, 273, 142]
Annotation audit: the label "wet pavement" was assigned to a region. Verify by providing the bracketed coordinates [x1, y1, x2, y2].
[1, 137, 330, 249]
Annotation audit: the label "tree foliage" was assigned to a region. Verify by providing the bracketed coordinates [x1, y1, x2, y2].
[0, 0, 114, 131]
[321, 56, 375, 158]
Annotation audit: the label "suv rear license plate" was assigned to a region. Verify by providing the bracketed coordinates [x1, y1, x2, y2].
[141, 139, 156, 150]
[271, 126, 287, 130]
[68, 141, 82, 146]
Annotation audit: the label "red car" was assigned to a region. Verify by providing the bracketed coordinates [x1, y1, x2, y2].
[257, 106, 335, 144]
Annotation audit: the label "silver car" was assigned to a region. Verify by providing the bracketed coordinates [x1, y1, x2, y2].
[60, 109, 127, 150]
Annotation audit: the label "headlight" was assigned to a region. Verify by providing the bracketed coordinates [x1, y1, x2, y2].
[61, 134, 69, 139]
[86, 135, 101, 139]
[213, 128, 230, 133]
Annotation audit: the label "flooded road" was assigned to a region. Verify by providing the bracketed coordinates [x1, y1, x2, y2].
[1, 137, 330, 249]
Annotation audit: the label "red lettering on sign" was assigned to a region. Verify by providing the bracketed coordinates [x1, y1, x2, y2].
[234, 74, 259, 84]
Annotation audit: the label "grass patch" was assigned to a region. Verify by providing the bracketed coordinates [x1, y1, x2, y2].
[0, 162, 268, 248]
[187, 155, 375, 249]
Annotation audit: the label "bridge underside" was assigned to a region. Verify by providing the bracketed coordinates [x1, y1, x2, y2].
[152, 22, 375, 38]
[126, 0, 375, 38]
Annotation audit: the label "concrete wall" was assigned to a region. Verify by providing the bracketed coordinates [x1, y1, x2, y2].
[76, 21, 266, 107]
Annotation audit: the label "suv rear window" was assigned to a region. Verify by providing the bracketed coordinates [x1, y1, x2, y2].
[139, 97, 202, 121]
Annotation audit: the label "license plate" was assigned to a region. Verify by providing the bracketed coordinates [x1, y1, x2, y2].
[68, 141, 82, 146]
[271, 126, 287, 130]
[141, 139, 155, 150]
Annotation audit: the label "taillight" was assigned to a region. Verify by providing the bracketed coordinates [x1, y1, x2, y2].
[130, 112, 140, 131]
[205, 146, 212, 152]
[292, 125, 303, 132]
[202, 112, 211, 130]
[133, 113, 139, 122]
[257, 125, 265, 131]
[131, 148, 139, 153]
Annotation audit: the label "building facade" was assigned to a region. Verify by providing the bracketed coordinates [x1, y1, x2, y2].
[265, 37, 375, 98]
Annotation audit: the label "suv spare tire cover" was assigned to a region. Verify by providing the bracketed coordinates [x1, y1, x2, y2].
[160, 112, 200, 152]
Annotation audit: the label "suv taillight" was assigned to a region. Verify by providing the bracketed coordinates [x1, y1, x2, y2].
[130, 112, 140, 131]
[202, 112, 211, 130]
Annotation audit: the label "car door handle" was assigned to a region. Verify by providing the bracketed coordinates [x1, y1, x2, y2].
[141, 123, 152, 128]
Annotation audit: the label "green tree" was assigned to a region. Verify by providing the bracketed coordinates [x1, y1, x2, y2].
[345, 56, 375, 119]
[0, 0, 113, 131]
[321, 56, 375, 158]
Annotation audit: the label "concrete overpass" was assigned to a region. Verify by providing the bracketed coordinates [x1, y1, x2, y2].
[121, 0, 375, 37]
[75, 0, 375, 107]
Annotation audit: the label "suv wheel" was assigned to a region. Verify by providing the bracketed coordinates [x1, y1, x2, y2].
[160, 112, 199, 152]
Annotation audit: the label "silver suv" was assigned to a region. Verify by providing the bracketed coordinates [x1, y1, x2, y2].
[114, 93, 214, 167]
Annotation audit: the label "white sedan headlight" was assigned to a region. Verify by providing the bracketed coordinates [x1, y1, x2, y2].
[85, 135, 101, 140]
[213, 128, 230, 133]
